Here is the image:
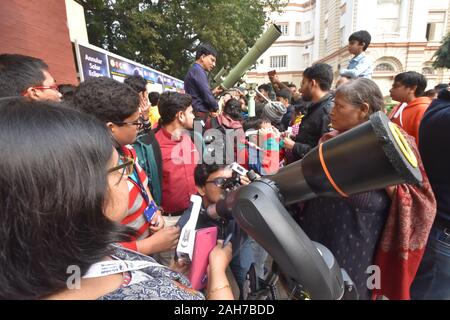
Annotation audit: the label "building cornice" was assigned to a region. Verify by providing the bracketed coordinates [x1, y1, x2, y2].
[316, 47, 348, 63]
[286, 0, 316, 10]
[317, 42, 443, 63]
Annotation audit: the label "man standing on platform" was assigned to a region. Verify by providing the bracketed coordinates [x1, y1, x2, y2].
[184, 44, 223, 122]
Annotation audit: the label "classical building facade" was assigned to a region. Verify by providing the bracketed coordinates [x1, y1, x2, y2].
[246, 0, 450, 95]
[246, 0, 317, 86]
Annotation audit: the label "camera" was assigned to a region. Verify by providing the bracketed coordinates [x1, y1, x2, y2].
[219, 163, 247, 192]
[221, 163, 258, 192]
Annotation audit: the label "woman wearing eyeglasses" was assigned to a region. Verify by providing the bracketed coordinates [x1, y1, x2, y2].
[0, 98, 233, 300]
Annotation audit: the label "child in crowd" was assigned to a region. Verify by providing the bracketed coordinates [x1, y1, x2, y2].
[148, 91, 161, 127]
[244, 117, 284, 175]
[340, 30, 373, 79]
[283, 104, 306, 165]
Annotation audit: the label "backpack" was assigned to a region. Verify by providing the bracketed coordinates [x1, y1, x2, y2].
[133, 130, 163, 206]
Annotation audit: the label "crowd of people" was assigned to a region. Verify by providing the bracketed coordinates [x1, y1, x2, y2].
[0, 28, 448, 300]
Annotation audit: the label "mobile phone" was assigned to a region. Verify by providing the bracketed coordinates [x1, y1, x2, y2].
[189, 227, 218, 290]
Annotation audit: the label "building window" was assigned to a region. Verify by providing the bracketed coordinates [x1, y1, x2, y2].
[422, 67, 435, 75]
[304, 21, 311, 35]
[426, 11, 446, 41]
[376, 0, 400, 35]
[340, 27, 346, 47]
[278, 23, 289, 36]
[303, 53, 310, 68]
[375, 63, 395, 72]
[340, 3, 347, 16]
[270, 55, 287, 69]
[296, 22, 302, 36]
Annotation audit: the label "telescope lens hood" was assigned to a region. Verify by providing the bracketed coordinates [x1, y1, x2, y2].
[369, 112, 422, 185]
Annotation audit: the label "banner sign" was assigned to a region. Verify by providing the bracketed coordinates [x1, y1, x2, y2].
[75, 41, 184, 93]
[77, 44, 109, 79]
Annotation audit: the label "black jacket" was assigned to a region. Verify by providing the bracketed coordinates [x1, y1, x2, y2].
[280, 105, 294, 132]
[419, 89, 450, 221]
[292, 93, 333, 160]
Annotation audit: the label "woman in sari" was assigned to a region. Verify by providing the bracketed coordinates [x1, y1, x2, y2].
[297, 78, 436, 300]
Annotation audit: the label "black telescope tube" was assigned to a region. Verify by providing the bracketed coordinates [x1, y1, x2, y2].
[270, 112, 422, 205]
[270, 161, 317, 205]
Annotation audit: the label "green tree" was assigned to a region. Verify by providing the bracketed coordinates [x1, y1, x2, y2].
[433, 32, 450, 69]
[76, 0, 286, 79]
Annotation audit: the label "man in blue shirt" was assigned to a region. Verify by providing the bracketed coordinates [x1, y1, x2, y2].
[184, 44, 223, 121]
[339, 30, 373, 79]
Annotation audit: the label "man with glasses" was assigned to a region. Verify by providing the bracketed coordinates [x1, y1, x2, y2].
[124, 74, 163, 206]
[177, 163, 267, 300]
[71, 77, 181, 262]
[0, 53, 62, 101]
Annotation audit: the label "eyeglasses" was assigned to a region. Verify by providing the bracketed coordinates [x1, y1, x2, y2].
[33, 84, 60, 91]
[114, 120, 144, 130]
[21, 84, 60, 96]
[108, 156, 134, 176]
[205, 177, 228, 188]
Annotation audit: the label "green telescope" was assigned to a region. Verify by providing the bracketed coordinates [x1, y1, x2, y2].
[221, 24, 282, 90]
[213, 67, 228, 86]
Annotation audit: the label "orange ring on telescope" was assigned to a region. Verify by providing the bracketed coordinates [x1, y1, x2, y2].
[319, 143, 349, 198]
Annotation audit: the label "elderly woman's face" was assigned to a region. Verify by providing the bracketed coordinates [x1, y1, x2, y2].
[330, 92, 368, 132]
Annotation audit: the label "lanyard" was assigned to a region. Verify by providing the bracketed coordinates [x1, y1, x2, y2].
[82, 258, 166, 279]
[119, 147, 150, 204]
[128, 173, 150, 204]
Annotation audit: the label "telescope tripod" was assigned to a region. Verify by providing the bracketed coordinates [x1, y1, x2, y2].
[242, 259, 359, 300]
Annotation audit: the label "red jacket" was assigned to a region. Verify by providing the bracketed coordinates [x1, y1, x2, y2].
[389, 97, 432, 146]
[154, 127, 199, 213]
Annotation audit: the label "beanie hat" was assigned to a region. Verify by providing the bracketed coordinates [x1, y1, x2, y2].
[262, 102, 287, 124]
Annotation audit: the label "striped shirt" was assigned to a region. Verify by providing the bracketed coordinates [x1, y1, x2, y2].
[119, 145, 151, 251]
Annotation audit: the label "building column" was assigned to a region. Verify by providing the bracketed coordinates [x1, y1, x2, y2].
[399, 0, 410, 38]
